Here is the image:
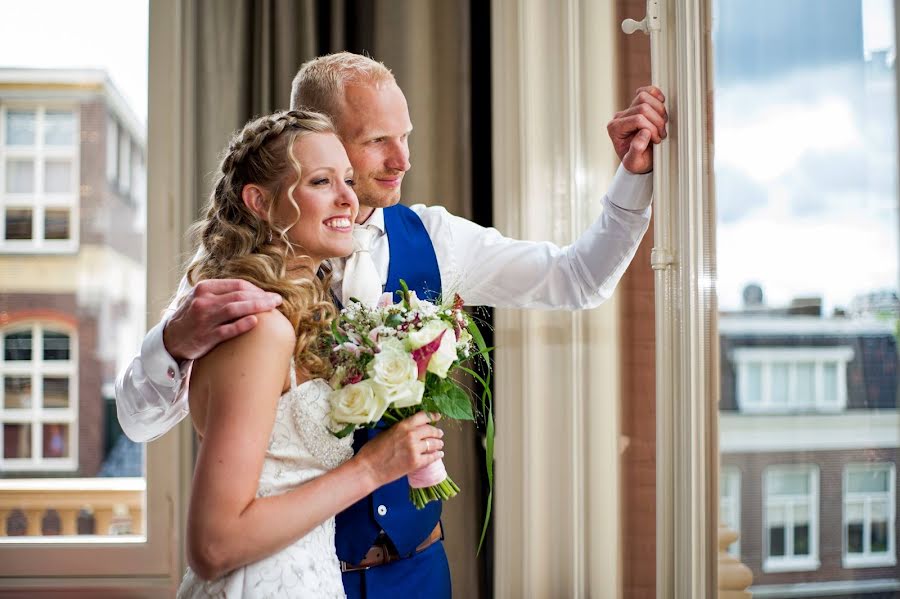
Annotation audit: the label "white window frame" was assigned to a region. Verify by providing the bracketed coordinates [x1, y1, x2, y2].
[106, 117, 118, 184]
[843, 463, 897, 568]
[763, 465, 820, 573]
[0, 104, 80, 254]
[733, 346, 854, 413]
[720, 467, 741, 558]
[0, 322, 78, 472]
[0, 0, 186, 588]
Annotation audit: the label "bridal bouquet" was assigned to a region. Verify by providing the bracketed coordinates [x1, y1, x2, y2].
[319, 282, 493, 517]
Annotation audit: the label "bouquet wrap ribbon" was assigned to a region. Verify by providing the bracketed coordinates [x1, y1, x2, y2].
[408, 457, 447, 488]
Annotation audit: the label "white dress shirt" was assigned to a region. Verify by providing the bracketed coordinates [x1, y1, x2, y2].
[115, 165, 652, 441]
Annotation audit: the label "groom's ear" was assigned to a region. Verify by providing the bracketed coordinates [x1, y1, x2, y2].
[241, 184, 270, 221]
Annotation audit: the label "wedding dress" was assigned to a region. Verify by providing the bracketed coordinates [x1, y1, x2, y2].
[177, 369, 354, 598]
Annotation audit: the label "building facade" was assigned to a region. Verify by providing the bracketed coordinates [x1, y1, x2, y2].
[720, 303, 900, 598]
[0, 69, 145, 517]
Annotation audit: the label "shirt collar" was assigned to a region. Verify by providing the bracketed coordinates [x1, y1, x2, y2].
[357, 207, 385, 235]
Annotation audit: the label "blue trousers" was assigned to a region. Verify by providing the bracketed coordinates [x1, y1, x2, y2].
[341, 540, 451, 599]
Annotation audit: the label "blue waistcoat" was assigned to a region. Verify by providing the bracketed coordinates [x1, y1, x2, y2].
[336, 204, 450, 599]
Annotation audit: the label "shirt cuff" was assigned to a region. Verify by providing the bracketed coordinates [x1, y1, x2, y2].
[140, 320, 182, 388]
[607, 163, 653, 212]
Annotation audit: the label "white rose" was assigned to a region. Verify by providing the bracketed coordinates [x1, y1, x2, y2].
[407, 320, 457, 378]
[367, 338, 424, 407]
[329, 379, 389, 424]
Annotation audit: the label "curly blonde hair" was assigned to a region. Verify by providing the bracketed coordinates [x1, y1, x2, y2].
[186, 109, 338, 377]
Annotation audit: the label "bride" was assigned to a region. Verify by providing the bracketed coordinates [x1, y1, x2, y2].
[176, 110, 445, 598]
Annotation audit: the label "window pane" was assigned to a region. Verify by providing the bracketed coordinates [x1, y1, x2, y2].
[795, 362, 814, 404]
[5, 159, 34, 193]
[3, 423, 31, 458]
[0, 2, 149, 549]
[847, 522, 864, 554]
[771, 364, 789, 405]
[745, 363, 762, 404]
[4, 376, 32, 409]
[43, 110, 76, 146]
[44, 209, 70, 240]
[5, 208, 33, 240]
[822, 362, 838, 403]
[42, 377, 68, 408]
[5, 110, 35, 145]
[870, 499, 889, 521]
[41, 423, 68, 458]
[770, 471, 809, 495]
[715, 0, 899, 586]
[794, 523, 810, 556]
[848, 469, 890, 493]
[4, 331, 32, 361]
[768, 504, 786, 525]
[846, 501, 864, 521]
[769, 526, 786, 557]
[43, 159, 72, 193]
[42, 332, 70, 360]
[871, 520, 889, 553]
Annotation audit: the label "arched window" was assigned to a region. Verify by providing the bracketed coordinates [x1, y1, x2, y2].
[1, 323, 77, 470]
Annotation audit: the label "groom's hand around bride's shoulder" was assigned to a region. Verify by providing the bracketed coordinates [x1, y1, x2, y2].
[163, 279, 283, 362]
[607, 85, 668, 175]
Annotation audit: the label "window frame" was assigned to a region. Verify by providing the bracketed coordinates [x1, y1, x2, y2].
[0, 322, 78, 471]
[0, 103, 80, 254]
[0, 0, 186, 586]
[843, 462, 897, 568]
[733, 346, 854, 413]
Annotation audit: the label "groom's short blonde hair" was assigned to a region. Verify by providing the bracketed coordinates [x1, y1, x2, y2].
[290, 52, 395, 119]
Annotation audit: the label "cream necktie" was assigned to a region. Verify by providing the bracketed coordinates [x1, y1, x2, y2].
[342, 225, 382, 307]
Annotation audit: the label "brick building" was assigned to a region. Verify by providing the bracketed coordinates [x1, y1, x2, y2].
[720, 300, 900, 597]
[0, 68, 146, 479]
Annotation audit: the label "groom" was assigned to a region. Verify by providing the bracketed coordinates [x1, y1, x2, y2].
[116, 53, 666, 598]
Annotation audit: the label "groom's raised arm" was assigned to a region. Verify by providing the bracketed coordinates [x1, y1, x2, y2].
[115, 278, 282, 442]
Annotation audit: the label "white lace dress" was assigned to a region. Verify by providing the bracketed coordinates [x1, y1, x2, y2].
[177, 371, 354, 599]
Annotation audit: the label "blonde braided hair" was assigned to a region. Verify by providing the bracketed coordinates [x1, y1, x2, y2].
[187, 109, 338, 378]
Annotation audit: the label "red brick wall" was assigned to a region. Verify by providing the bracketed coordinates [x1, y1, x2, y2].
[615, 1, 655, 596]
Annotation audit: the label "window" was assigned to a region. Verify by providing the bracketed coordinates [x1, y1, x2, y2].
[733, 347, 854, 413]
[0, 324, 77, 471]
[1, 105, 78, 251]
[720, 467, 741, 557]
[844, 463, 896, 568]
[764, 466, 819, 572]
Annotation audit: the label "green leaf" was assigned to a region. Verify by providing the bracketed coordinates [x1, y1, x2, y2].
[331, 319, 348, 344]
[466, 317, 489, 358]
[399, 279, 411, 309]
[385, 313, 404, 328]
[332, 423, 356, 439]
[477, 411, 495, 555]
[431, 383, 473, 420]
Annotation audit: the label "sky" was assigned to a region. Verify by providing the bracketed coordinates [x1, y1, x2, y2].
[715, 0, 899, 313]
[0, 0, 149, 125]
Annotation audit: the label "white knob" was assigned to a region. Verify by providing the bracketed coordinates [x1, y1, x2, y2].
[622, 17, 649, 35]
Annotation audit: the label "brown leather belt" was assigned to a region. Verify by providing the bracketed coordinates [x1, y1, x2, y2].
[340, 523, 443, 573]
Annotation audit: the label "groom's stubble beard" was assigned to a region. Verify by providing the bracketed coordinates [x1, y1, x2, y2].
[354, 170, 405, 211]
